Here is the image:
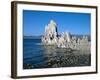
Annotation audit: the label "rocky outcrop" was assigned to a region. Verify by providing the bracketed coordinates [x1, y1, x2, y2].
[42, 20, 58, 45]
[42, 20, 90, 50]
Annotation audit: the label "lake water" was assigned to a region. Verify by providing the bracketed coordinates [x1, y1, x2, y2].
[23, 39, 91, 69]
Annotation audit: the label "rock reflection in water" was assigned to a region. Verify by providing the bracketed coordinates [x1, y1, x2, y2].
[43, 46, 91, 68]
[23, 45, 91, 69]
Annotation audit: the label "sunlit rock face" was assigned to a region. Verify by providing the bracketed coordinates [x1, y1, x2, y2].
[42, 20, 90, 50]
[57, 32, 71, 48]
[42, 20, 58, 45]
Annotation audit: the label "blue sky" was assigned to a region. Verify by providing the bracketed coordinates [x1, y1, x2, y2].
[23, 10, 91, 36]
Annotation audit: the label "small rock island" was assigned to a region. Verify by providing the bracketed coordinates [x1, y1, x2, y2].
[42, 20, 90, 51]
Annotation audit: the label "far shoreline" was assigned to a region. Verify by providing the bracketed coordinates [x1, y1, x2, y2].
[23, 34, 90, 40]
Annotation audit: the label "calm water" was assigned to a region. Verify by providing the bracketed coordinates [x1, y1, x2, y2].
[23, 39, 91, 69]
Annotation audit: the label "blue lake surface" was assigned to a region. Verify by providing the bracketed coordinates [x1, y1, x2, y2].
[23, 38, 91, 69]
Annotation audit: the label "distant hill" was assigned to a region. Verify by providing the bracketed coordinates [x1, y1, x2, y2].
[23, 36, 42, 39]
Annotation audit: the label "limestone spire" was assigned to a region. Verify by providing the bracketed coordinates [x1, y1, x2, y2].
[50, 19, 57, 27]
